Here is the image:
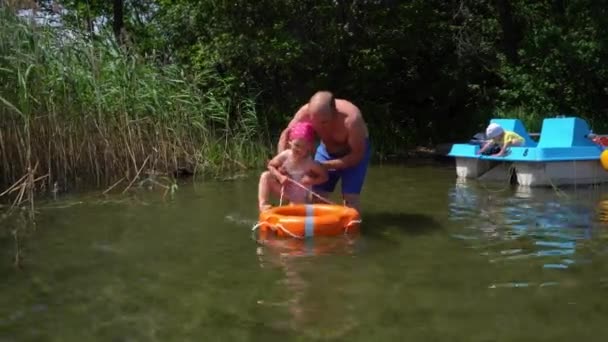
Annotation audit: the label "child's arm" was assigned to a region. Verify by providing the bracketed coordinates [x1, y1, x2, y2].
[476, 140, 493, 155]
[493, 136, 522, 156]
[300, 161, 329, 186]
[267, 151, 289, 184]
[493, 141, 513, 157]
[512, 136, 524, 145]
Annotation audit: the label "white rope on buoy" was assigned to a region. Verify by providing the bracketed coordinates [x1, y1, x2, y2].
[251, 222, 263, 232]
[285, 178, 334, 204]
[274, 223, 303, 239]
[344, 219, 362, 234]
[251, 221, 303, 239]
[279, 185, 285, 207]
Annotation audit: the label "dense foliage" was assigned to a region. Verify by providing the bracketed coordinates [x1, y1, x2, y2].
[3, 0, 608, 187]
[86, 0, 608, 147]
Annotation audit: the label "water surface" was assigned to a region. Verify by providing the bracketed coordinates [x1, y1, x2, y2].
[1, 163, 608, 341]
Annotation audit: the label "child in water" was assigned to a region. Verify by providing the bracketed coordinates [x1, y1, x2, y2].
[258, 122, 328, 212]
[477, 122, 524, 157]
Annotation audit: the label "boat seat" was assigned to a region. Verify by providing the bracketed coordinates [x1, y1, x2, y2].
[537, 117, 595, 147]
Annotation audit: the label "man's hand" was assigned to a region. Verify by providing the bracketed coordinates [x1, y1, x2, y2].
[300, 176, 313, 186]
[321, 120, 367, 170]
[318, 161, 336, 172]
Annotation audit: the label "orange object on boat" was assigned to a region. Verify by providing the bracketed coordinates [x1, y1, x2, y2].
[601, 150, 608, 171]
[257, 204, 361, 239]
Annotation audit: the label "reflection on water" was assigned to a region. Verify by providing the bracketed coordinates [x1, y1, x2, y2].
[255, 234, 359, 259]
[4, 165, 608, 340]
[448, 179, 602, 274]
[253, 235, 362, 337]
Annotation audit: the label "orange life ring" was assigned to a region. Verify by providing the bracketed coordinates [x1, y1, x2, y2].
[257, 204, 361, 238]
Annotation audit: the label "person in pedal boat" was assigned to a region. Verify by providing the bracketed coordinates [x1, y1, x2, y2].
[477, 123, 524, 157]
[258, 122, 328, 212]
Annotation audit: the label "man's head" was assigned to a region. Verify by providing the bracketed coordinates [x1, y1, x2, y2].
[308, 91, 336, 131]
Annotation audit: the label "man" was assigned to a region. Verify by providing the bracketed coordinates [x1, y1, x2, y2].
[277, 91, 371, 212]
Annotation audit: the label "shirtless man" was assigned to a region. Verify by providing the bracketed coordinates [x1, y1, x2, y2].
[277, 91, 371, 212]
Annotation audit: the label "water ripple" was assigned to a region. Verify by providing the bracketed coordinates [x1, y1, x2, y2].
[448, 180, 605, 272]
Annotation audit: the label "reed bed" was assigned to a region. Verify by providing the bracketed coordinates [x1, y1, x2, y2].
[0, 9, 269, 201]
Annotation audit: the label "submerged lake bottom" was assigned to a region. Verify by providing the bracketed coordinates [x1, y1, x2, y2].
[2, 163, 608, 341]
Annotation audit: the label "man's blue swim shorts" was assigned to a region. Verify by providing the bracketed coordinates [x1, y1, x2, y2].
[312, 138, 371, 194]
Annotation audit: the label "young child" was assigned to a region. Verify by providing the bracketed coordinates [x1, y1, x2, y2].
[477, 122, 524, 157]
[258, 121, 328, 212]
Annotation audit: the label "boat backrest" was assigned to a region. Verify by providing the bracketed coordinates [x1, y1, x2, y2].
[489, 118, 537, 147]
[537, 117, 595, 147]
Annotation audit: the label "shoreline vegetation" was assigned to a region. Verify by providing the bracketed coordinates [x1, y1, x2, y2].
[0, 8, 269, 209]
[4, 0, 608, 205]
[0, 5, 453, 209]
[4, 0, 608, 268]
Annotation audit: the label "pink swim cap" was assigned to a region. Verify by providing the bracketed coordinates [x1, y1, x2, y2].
[289, 121, 315, 144]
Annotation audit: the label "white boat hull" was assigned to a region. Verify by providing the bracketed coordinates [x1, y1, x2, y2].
[455, 158, 492, 178]
[515, 160, 608, 187]
[455, 157, 608, 187]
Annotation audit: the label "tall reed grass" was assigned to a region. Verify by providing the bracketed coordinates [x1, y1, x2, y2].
[0, 8, 269, 200]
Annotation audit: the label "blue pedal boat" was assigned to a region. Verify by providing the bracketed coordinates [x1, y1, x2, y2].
[447, 116, 608, 187]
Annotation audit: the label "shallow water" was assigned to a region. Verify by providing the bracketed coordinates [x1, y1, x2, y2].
[2, 163, 608, 341]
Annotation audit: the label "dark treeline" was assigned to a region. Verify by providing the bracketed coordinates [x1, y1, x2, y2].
[11, 0, 608, 151]
[69, 0, 608, 152]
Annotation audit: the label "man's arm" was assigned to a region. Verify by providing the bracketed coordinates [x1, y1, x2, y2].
[277, 104, 309, 153]
[301, 161, 329, 186]
[321, 117, 367, 170]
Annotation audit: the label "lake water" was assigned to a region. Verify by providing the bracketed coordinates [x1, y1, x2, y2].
[1, 162, 608, 341]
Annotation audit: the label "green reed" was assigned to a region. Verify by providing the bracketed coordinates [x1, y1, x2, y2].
[0, 9, 269, 199]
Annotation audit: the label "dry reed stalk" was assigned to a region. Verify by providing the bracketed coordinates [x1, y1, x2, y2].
[224, 153, 247, 170]
[103, 176, 125, 195]
[124, 115, 137, 174]
[122, 154, 150, 194]
[0, 127, 8, 179]
[46, 128, 52, 190]
[12, 227, 21, 269]
[0, 174, 29, 197]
